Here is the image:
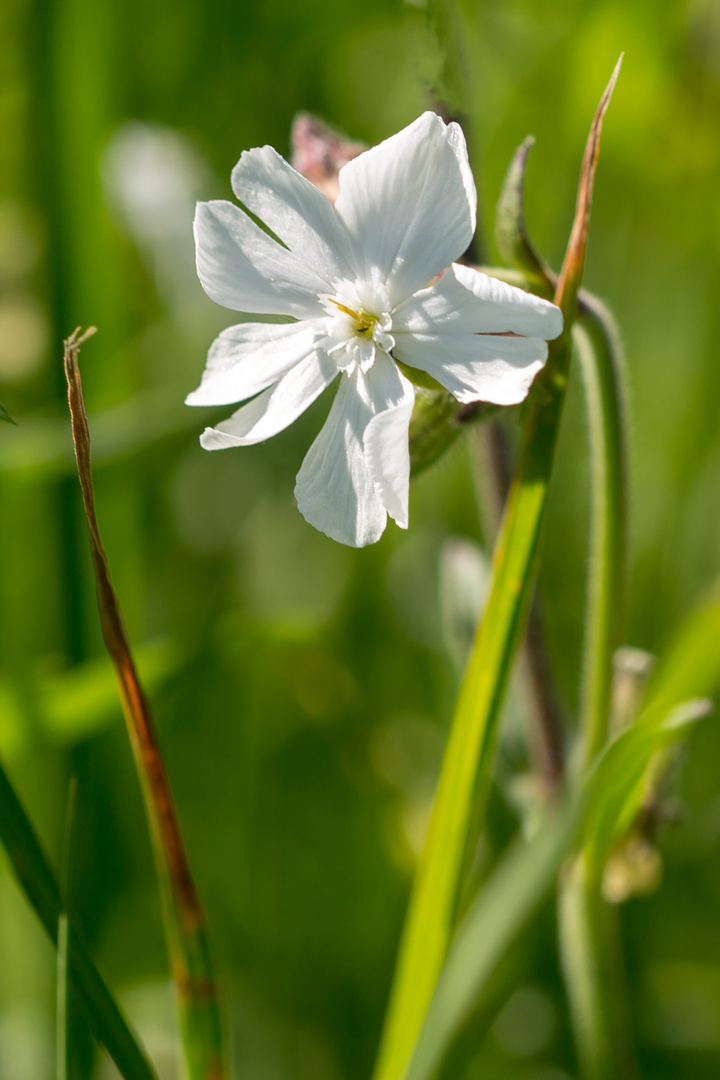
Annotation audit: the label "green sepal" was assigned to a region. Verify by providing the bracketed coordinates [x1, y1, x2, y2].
[495, 137, 554, 296]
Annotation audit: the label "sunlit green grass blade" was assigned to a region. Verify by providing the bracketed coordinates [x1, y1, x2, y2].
[0, 758, 158, 1080]
[64, 328, 226, 1080]
[373, 62, 622, 1080]
[402, 687, 702, 1080]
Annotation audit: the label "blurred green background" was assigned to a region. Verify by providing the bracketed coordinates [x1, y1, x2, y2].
[1, 0, 720, 1077]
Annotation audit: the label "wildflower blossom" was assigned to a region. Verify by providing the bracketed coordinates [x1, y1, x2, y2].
[189, 112, 563, 546]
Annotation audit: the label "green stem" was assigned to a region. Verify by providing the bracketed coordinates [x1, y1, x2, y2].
[558, 857, 612, 1080]
[557, 302, 633, 1080]
[574, 298, 629, 772]
[559, 855, 636, 1080]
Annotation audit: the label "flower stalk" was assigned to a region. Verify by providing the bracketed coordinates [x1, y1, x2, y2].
[574, 297, 629, 774]
[63, 328, 225, 1080]
[557, 256, 633, 1080]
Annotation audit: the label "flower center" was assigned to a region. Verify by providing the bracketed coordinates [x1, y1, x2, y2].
[328, 298, 378, 339]
[319, 279, 395, 375]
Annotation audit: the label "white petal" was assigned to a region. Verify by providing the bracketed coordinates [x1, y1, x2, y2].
[186, 320, 321, 406]
[394, 263, 564, 339]
[199, 350, 337, 449]
[394, 330, 548, 405]
[334, 112, 476, 304]
[294, 354, 407, 547]
[392, 264, 562, 406]
[194, 200, 329, 317]
[231, 146, 354, 283]
[363, 366, 415, 529]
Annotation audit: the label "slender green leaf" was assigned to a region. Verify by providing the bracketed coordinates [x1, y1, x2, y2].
[57, 912, 70, 1080]
[0, 757, 158, 1080]
[56, 778, 77, 1080]
[373, 61, 621, 1080]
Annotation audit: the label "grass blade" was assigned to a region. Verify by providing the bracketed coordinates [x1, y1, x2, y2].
[0, 757, 158, 1080]
[63, 328, 225, 1080]
[56, 778, 77, 1080]
[373, 60, 622, 1080]
[56, 912, 70, 1080]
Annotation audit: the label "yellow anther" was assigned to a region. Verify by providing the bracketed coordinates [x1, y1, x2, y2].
[329, 297, 376, 337]
[329, 298, 361, 320]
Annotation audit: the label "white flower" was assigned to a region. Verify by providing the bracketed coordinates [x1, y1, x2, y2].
[188, 112, 563, 547]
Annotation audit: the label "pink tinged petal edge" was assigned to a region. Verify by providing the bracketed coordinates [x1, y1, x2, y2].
[333, 112, 477, 305]
[199, 349, 338, 450]
[186, 320, 321, 407]
[230, 145, 355, 284]
[194, 200, 329, 318]
[294, 353, 411, 547]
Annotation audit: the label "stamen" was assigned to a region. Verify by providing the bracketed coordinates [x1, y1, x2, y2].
[328, 297, 377, 337]
[328, 297, 361, 320]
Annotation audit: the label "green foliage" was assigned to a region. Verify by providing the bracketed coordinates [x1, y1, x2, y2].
[0, 758, 157, 1080]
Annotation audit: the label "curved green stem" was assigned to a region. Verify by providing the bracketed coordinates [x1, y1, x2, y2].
[558, 303, 632, 1080]
[574, 298, 629, 773]
[559, 857, 614, 1080]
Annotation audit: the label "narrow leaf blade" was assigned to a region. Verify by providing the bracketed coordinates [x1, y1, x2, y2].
[63, 328, 226, 1080]
[0, 758, 157, 1080]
